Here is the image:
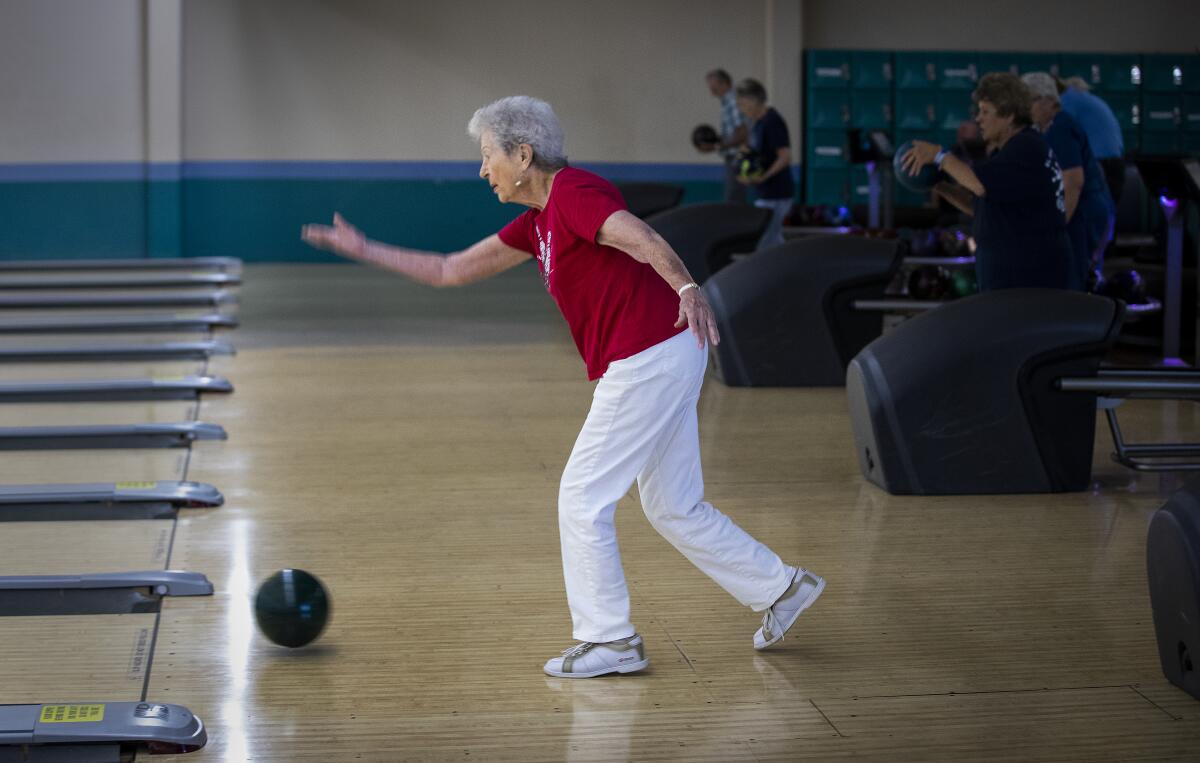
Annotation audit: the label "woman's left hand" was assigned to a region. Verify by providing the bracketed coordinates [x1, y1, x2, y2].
[900, 140, 941, 175]
[675, 288, 721, 347]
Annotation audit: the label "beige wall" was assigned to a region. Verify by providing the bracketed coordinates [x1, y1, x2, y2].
[6, 0, 1194, 168]
[803, 0, 1200, 52]
[0, 0, 144, 163]
[181, 0, 788, 163]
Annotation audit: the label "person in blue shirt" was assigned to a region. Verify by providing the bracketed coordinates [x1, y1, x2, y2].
[734, 78, 795, 250]
[1060, 77, 1126, 205]
[901, 72, 1072, 292]
[1023, 72, 1115, 290]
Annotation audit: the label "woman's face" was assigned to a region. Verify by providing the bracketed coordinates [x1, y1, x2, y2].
[975, 100, 1014, 147]
[478, 130, 525, 203]
[736, 95, 761, 120]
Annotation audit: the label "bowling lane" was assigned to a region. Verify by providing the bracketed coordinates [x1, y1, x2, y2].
[0, 615, 160, 704]
[0, 450, 187, 483]
[0, 359, 210, 381]
[0, 520, 175, 575]
[0, 400, 198, 426]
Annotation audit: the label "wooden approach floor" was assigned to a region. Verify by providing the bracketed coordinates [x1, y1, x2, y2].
[1, 262, 1199, 761]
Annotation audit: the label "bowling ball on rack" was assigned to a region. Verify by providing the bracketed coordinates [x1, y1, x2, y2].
[906, 265, 953, 300]
[254, 569, 331, 648]
[938, 227, 971, 258]
[950, 269, 978, 298]
[1098, 268, 1148, 305]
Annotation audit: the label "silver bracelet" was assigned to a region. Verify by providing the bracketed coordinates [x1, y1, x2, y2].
[677, 282, 700, 297]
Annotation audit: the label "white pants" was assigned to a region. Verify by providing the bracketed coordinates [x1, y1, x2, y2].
[558, 330, 796, 642]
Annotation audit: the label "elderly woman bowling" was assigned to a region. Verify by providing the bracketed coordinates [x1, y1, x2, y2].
[302, 96, 825, 678]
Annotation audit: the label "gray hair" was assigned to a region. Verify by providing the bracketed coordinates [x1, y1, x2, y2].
[1021, 72, 1060, 104]
[467, 96, 568, 171]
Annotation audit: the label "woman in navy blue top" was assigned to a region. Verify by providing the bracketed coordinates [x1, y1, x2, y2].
[902, 73, 1072, 292]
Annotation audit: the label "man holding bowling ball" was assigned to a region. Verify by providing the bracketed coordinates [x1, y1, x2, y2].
[901, 72, 1073, 292]
[700, 68, 749, 203]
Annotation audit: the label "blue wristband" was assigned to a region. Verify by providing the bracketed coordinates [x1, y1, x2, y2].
[934, 149, 948, 168]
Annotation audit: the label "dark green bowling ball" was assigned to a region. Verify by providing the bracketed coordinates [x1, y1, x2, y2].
[254, 569, 330, 648]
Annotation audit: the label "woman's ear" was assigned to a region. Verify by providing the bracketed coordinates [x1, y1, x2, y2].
[519, 143, 534, 171]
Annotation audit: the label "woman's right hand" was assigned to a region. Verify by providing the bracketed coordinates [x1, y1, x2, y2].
[301, 213, 367, 259]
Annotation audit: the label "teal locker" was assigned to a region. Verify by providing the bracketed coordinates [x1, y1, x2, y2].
[895, 52, 938, 89]
[807, 50, 851, 89]
[1182, 95, 1200, 134]
[1142, 94, 1181, 131]
[895, 91, 938, 130]
[807, 90, 851, 129]
[1142, 54, 1185, 93]
[805, 168, 849, 206]
[1188, 55, 1200, 94]
[1104, 92, 1140, 131]
[937, 52, 979, 90]
[1183, 132, 1200, 157]
[851, 51, 893, 89]
[806, 130, 849, 169]
[1015, 53, 1060, 76]
[977, 53, 1021, 78]
[851, 90, 892, 130]
[936, 91, 973, 130]
[1139, 130, 1180, 156]
[1099, 54, 1143, 93]
[1059, 53, 1106, 90]
[1123, 129, 1139, 156]
[934, 129, 959, 152]
[849, 166, 871, 206]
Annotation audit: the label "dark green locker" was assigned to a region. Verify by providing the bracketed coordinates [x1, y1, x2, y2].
[1059, 53, 1106, 90]
[807, 90, 851, 130]
[805, 168, 849, 206]
[1104, 92, 1140, 131]
[851, 51, 893, 89]
[895, 91, 938, 130]
[895, 52, 938, 89]
[1139, 130, 1180, 156]
[1143, 94, 1181, 131]
[1188, 55, 1200, 94]
[807, 50, 851, 89]
[851, 90, 892, 130]
[936, 91, 973, 130]
[937, 52, 979, 90]
[934, 129, 959, 152]
[1142, 54, 1185, 93]
[849, 166, 871, 207]
[977, 53, 1021, 78]
[1123, 130, 1139, 156]
[1183, 132, 1200, 157]
[1099, 54, 1143, 93]
[1183, 95, 1200, 135]
[1014, 53, 1059, 76]
[806, 130, 849, 169]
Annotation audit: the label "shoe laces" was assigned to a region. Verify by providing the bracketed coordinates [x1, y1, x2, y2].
[561, 642, 596, 658]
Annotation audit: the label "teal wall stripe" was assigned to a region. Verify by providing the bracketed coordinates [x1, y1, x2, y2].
[0, 173, 725, 261]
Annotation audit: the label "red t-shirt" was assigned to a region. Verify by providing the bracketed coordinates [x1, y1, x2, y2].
[498, 167, 686, 380]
